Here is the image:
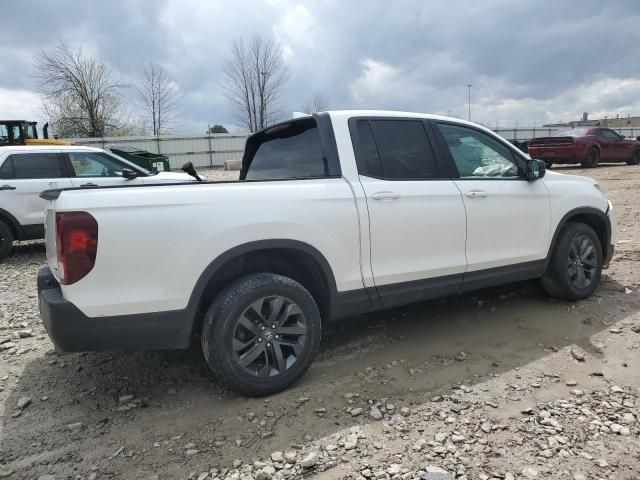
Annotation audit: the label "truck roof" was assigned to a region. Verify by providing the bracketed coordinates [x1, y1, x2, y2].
[326, 109, 480, 126]
[253, 110, 498, 142]
[0, 145, 104, 154]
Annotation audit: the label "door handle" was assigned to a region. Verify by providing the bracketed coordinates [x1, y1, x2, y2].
[465, 190, 489, 198]
[80, 183, 98, 187]
[370, 191, 400, 201]
[0, 185, 16, 191]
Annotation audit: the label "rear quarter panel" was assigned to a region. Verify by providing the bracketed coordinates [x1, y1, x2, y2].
[55, 179, 363, 318]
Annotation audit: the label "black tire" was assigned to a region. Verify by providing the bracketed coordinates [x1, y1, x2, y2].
[201, 273, 321, 396]
[626, 149, 640, 166]
[541, 222, 603, 301]
[545, 162, 553, 169]
[581, 147, 599, 168]
[0, 220, 13, 260]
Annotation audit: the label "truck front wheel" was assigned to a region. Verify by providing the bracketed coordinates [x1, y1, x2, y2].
[626, 149, 640, 166]
[201, 273, 322, 396]
[541, 222, 603, 301]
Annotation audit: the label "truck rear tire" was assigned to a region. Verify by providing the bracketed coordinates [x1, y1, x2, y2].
[581, 147, 599, 168]
[541, 222, 603, 301]
[0, 220, 13, 260]
[201, 273, 322, 396]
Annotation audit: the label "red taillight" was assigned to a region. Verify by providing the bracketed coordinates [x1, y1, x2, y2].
[56, 212, 98, 285]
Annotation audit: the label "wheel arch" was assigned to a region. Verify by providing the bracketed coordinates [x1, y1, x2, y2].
[0, 208, 21, 240]
[187, 240, 338, 337]
[588, 143, 601, 153]
[546, 207, 611, 268]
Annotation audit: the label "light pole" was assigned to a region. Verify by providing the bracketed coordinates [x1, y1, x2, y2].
[466, 84, 472, 121]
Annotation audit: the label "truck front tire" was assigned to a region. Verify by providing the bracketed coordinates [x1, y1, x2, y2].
[541, 223, 603, 301]
[626, 149, 640, 166]
[201, 273, 322, 396]
[0, 220, 13, 260]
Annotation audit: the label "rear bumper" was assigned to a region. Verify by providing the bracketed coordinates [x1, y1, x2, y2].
[38, 267, 193, 352]
[528, 145, 589, 164]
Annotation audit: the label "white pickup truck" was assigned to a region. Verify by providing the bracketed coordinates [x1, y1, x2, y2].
[38, 111, 616, 396]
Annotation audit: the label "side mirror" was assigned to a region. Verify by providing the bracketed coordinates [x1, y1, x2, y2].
[122, 168, 138, 180]
[526, 159, 546, 181]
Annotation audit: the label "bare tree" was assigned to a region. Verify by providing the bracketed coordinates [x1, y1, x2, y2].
[301, 91, 330, 114]
[35, 43, 129, 137]
[136, 63, 180, 135]
[224, 34, 290, 132]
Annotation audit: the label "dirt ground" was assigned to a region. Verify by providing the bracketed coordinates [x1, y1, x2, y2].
[1, 165, 639, 479]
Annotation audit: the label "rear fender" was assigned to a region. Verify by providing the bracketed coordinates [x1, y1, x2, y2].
[0, 208, 21, 239]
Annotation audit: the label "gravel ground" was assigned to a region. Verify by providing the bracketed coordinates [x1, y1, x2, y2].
[1, 165, 639, 479]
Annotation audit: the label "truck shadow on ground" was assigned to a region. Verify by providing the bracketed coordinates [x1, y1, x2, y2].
[2, 273, 638, 475]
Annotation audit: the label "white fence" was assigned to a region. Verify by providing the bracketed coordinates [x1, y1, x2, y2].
[66, 134, 247, 170]
[68, 126, 640, 170]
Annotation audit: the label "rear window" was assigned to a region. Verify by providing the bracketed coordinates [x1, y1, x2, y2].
[244, 119, 327, 181]
[3, 153, 64, 179]
[551, 127, 591, 137]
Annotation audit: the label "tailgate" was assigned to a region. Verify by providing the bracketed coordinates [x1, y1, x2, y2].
[44, 207, 59, 281]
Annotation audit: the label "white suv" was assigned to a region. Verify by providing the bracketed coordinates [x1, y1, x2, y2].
[0, 145, 202, 258]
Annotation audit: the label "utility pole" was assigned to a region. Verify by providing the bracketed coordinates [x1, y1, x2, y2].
[466, 84, 472, 121]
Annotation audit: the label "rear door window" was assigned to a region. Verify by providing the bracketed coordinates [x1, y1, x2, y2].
[350, 120, 383, 177]
[245, 120, 327, 180]
[0, 157, 14, 179]
[351, 119, 439, 179]
[6, 153, 65, 179]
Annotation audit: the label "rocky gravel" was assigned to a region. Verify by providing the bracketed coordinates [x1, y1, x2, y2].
[1, 165, 640, 479]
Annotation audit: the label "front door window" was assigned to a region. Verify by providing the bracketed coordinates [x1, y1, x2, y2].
[437, 123, 521, 179]
[68, 152, 127, 177]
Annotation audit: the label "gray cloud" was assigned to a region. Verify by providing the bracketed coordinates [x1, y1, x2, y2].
[1, 0, 639, 132]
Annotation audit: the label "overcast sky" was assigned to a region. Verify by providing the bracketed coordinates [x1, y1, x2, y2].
[1, 0, 639, 133]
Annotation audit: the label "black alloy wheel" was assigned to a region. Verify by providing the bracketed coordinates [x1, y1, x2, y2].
[232, 295, 308, 377]
[201, 273, 321, 396]
[567, 234, 597, 289]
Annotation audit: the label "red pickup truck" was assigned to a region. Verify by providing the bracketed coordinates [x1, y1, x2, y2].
[528, 127, 640, 168]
